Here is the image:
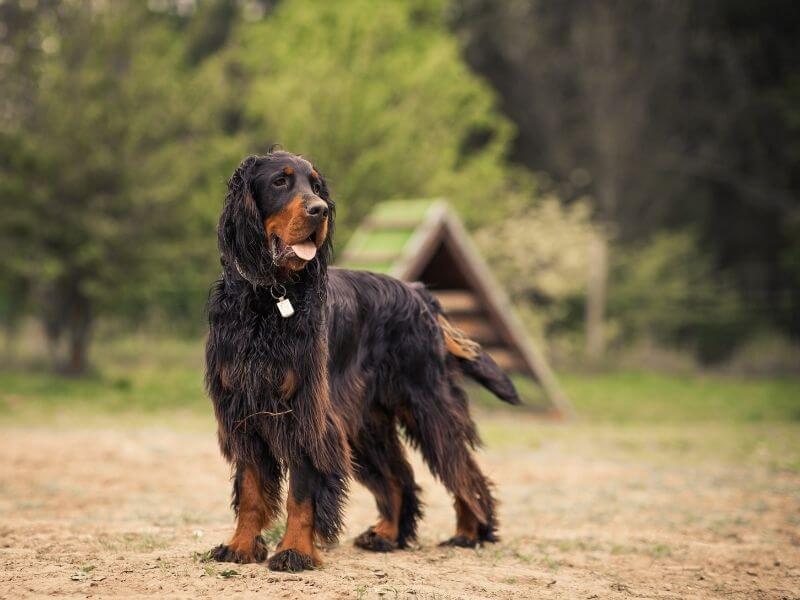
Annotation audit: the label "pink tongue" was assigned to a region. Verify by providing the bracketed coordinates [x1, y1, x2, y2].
[290, 240, 317, 261]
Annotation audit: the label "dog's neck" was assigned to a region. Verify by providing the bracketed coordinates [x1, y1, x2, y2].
[232, 259, 298, 289]
[226, 257, 328, 320]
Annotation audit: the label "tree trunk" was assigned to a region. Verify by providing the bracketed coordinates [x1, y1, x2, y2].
[43, 278, 93, 375]
[65, 291, 92, 375]
[586, 234, 608, 359]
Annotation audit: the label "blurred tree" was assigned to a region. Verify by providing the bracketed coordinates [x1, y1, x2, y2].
[163, 0, 521, 334]
[0, 1, 206, 372]
[0, 0, 56, 353]
[453, 0, 800, 360]
[452, 0, 689, 357]
[475, 197, 603, 339]
[205, 0, 516, 235]
[0, 0, 521, 371]
[609, 231, 746, 363]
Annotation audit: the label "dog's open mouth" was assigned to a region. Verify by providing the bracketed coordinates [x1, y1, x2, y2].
[273, 231, 318, 263]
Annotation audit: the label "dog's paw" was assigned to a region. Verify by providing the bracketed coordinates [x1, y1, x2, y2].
[438, 535, 478, 548]
[354, 527, 398, 553]
[267, 548, 316, 572]
[209, 535, 268, 563]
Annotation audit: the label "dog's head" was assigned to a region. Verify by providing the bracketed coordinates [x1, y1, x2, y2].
[218, 151, 334, 284]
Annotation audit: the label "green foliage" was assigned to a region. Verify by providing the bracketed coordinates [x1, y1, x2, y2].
[609, 231, 747, 363]
[1, 0, 797, 372]
[454, 0, 800, 341]
[1, 0, 520, 368]
[210, 0, 514, 235]
[475, 197, 602, 338]
[0, 1, 219, 367]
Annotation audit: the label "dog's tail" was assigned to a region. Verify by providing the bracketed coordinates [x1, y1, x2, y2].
[410, 282, 521, 405]
[437, 314, 521, 405]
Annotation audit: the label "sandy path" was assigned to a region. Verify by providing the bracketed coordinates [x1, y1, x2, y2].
[0, 421, 798, 599]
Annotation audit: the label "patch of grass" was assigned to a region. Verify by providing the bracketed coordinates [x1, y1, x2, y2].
[560, 370, 800, 422]
[540, 554, 561, 571]
[203, 564, 217, 577]
[468, 368, 800, 423]
[193, 549, 215, 563]
[646, 543, 673, 559]
[262, 522, 286, 545]
[550, 538, 603, 553]
[96, 532, 170, 553]
[480, 418, 800, 471]
[2, 333, 799, 428]
[217, 569, 239, 579]
[610, 543, 636, 555]
[0, 335, 210, 425]
[476, 543, 533, 566]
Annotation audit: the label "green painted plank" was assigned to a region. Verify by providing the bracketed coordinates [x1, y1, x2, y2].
[352, 229, 414, 253]
[370, 198, 437, 222]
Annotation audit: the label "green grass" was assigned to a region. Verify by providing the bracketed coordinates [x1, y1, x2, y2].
[2, 334, 799, 473]
[477, 418, 800, 472]
[0, 336, 208, 423]
[466, 369, 800, 422]
[1, 334, 799, 425]
[560, 370, 800, 422]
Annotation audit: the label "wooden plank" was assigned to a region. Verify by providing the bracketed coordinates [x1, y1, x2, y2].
[390, 200, 574, 417]
[437, 210, 574, 417]
[450, 316, 500, 345]
[433, 290, 480, 313]
[483, 347, 527, 373]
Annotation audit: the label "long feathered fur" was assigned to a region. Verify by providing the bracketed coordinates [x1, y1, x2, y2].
[205, 151, 519, 570]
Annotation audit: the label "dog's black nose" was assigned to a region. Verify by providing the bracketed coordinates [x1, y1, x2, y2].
[306, 199, 329, 219]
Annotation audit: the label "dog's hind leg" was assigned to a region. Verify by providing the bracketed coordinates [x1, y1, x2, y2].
[352, 416, 423, 552]
[210, 447, 284, 563]
[401, 381, 499, 547]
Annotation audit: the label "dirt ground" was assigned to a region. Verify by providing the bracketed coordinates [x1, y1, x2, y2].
[1, 418, 799, 599]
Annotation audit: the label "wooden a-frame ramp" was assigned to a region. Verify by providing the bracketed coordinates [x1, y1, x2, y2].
[339, 199, 574, 418]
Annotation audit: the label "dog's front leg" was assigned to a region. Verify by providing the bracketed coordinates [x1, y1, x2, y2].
[268, 446, 348, 572]
[211, 454, 283, 564]
[267, 459, 321, 572]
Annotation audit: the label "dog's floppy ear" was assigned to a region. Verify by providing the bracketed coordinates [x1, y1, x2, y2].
[218, 155, 273, 282]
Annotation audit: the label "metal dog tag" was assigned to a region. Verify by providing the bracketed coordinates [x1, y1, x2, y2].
[276, 296, 295, 318]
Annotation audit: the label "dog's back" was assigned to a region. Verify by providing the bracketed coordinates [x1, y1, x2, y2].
[326, 267, 519, 407]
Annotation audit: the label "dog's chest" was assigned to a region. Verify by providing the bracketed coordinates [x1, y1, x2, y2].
[225, 303, 319, 390]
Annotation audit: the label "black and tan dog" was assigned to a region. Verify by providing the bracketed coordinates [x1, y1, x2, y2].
[205, 150, 520, 572]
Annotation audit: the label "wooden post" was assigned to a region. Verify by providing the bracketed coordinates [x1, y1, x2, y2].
[586, 234, 608, 359]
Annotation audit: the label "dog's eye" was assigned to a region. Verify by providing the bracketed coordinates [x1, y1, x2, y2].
[272, 177, 288, 188]
[311, 181, 321, 195]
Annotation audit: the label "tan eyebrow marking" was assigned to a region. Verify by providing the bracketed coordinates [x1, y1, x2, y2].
[283, 166, 294, 175]
[311, 169, 319, 179]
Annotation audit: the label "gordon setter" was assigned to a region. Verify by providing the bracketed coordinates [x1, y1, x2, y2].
[205, 150, 520, 572]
